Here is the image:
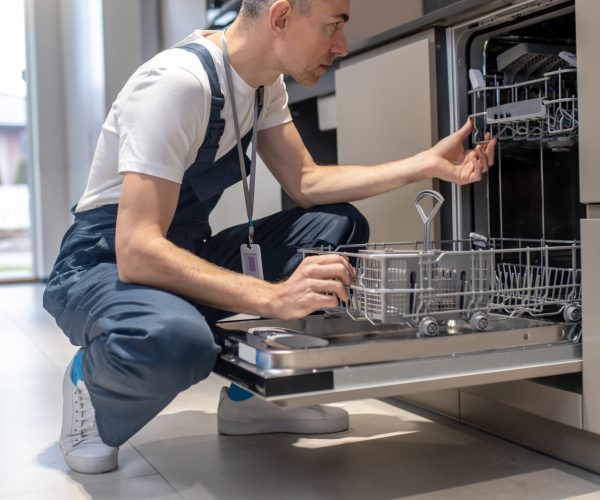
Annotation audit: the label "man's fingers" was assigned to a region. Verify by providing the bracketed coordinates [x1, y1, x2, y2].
[476, 145, 489, 172]
[304, 263, 354, 285]
[310, 279, 350, 302]
[482, 132, 496, 167]
[312, 292, 342, 310]
[456, 118, 474, 141]
[303, 254, 354, 278]
[486, 138, 497, 167]
[459, 151, 481, 184]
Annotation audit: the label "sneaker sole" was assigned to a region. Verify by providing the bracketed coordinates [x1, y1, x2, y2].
[64, 452, 118, 474]
[218, 415, 349, 436]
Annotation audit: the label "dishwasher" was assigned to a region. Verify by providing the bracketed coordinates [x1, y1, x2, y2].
[212, 0, 587, 411]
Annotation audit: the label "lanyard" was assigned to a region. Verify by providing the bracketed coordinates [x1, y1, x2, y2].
[221, 30, 259, 246]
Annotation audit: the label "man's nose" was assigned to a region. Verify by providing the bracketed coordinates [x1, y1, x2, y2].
[332, 29, 348, 58]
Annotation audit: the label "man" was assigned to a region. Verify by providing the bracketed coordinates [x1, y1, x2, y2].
[44, 0, 495, 475]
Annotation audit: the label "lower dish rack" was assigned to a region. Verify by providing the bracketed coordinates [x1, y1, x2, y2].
[301, 191, 581, 336]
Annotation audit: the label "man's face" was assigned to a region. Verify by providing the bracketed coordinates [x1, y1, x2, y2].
[281, 0, 350, 88]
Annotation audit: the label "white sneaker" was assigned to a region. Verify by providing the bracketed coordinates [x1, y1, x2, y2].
[59, 357, 118, 474]
[217, 387, 349, 435]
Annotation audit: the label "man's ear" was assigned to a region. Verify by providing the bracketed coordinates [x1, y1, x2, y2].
[269, 0, 292, 33]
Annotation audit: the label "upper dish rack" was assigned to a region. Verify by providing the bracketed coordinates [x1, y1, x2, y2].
[468, 43, 578, 149]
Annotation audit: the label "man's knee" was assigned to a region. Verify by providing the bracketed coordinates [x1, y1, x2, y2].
[159, 314, 221, 386]
[314, 203, 370, 246]
[339, 203, 369, 244]
[102, 312, 220, 393]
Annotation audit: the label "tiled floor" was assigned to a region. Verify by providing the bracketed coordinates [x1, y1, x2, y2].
[1, 283, 600, 500]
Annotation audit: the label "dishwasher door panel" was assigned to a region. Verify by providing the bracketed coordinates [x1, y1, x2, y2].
[213, 314, 582, 408]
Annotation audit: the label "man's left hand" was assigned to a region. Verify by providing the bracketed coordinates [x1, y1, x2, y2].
[421, 119, 496, 185]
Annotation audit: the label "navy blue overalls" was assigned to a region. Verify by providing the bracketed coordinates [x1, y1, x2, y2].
[43, 44, 369, 447]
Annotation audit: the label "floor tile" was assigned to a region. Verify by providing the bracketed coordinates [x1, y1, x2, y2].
[0, 439, 157, 498]
[130, 397, 598, 500]
[400, 469, 600, 500]
[3, 282, 600, 499]
[2, 474, 181, 500]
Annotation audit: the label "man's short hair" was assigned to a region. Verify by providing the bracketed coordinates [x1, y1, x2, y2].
[240, 0, 312, 19]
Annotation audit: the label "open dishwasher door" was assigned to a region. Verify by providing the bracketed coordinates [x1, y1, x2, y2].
[213, 313, 581, 408]
[214, 189, 583, 409]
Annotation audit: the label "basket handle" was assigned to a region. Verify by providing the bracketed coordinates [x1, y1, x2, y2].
[414, 190, 445, 251]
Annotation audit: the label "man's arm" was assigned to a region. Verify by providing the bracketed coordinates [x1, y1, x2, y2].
[115, 172, 356, 320]
[257, 119, 496, 208]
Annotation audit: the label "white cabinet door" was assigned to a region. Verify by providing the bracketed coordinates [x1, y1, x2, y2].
[582, 219, 600, 433]
[577, 0, 600, 203]
[336, 30, 437, 243]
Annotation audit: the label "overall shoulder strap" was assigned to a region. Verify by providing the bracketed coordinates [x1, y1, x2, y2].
[179, 43, 225, 156]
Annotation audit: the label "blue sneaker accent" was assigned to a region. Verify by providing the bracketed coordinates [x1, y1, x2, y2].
[71, 350, 84, 385]
[227, 384, 253, 401]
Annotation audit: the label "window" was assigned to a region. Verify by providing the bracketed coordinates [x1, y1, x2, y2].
[0, 0, 32, 280]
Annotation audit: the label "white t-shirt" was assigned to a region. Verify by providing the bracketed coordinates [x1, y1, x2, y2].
[76, 31, 292, 212]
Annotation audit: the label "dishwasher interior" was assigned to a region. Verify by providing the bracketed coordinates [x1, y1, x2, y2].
[212, 0, 583, 407]
[465, 3, 584, 245]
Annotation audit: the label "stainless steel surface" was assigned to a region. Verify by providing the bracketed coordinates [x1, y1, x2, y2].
[257, 342, 582, 408]
[218, 314, 575, 370]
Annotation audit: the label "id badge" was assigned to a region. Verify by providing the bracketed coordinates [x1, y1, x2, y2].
[240, 243, 264, 280]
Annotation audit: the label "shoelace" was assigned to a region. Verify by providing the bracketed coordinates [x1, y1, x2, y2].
[73, 384, 103, 445]
[307, 405, 327, 415]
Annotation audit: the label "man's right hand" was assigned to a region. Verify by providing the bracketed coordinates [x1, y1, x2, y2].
[268, 254, 356, 321]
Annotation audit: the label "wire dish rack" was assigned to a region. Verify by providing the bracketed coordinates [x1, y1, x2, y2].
[468, 44, 578, 150]
[301, 191, 581, 336]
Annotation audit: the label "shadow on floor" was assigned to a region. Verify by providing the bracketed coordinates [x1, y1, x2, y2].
[120, 410, 600, 499]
